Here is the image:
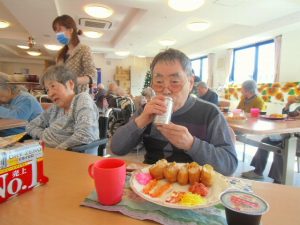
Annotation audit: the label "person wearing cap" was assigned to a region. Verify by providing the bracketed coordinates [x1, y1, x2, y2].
[111, 48, 237, 176]
[0, 75, 43, 136]
[197, 81, 219, 106]
[237, 80, 264, 113]
[242, 96, 300, 183]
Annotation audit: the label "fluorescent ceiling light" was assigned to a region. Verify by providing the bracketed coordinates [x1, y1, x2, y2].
[137, 55, 146, 58]
[84, 4, 113, 18]
[0, 20, 10, 29]
[168, 0, 205, 12]
[159, 39, 176, 46]
[17, 45, 30, 49]
[44, 44, 62, 51]
[115, 51, 130, 57]
[27, 51, 41, 56]
[83, 31, 103, 39]
[187, 21, 210, 31]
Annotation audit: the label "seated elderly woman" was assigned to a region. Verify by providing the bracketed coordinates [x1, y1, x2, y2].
[26, 65, 99, 150]
[0, 75, 43, 136]
[237, 80, 265, 113]
[242, 96, 300, 183]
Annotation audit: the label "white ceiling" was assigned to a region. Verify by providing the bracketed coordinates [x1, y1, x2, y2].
[1, 0, 300, 61]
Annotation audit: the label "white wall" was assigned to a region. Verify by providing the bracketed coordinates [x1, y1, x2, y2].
[279, 29, 300, 82]
[93, 54, 152, 96]
[0, 61, 44, 76]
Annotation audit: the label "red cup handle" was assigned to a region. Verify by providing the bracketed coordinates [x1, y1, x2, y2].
[88, 163, 94, 178]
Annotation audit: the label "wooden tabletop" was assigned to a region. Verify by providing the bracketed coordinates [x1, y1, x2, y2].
[0, 118, 27, 131]
[227, 116, 300, 135]
[0, 149, 299, 225]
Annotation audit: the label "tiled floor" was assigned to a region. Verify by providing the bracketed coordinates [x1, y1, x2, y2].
[106, 140, 300, 187]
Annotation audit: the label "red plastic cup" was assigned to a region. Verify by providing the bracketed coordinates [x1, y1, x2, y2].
[88, 158, 126, 205]
[250, 108, 260, 117]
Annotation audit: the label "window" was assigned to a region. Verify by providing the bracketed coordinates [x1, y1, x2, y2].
[230, 40, 275, 83]
[191, 56, 208, 83]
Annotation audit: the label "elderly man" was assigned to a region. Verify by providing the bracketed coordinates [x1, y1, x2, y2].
[111, 48, 237, 176]
[237, 80, 264, 113]
[197, 81, 219, 105]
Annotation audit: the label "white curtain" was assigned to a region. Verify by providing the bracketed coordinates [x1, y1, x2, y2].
[224, 49, 234, 83]
[207, 53, 215, 88]
[274, 35, 282, 82]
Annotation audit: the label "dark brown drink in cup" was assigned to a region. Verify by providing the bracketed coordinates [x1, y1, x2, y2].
[220, 191, 269, 225]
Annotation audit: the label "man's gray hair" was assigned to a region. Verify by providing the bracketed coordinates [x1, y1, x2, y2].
[197, 81, 208, 89]
[150, 48, 193, 77]
[40, 65, 78, 94]
[0, 75, 21, 94]
[242, 80, 258, 95]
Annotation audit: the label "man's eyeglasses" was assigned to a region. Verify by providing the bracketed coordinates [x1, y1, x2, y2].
[151, 75, 188, 93]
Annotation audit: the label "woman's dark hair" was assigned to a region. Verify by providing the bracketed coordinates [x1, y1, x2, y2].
[52, 15, 82, 62]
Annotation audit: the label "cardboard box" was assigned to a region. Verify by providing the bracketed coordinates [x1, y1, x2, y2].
[0, 141, 48, 203]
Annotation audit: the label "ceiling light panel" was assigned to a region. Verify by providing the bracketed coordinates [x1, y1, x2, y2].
[115, 51, 130, 56]
[84, 4, 113, 18]
[17, 45, 30, 49]
[44, 44, 63, 51]
[168, 0, 205, 12]
[83, 31, 103, 38]
[159, 39, 176, 46]
[27, 51, 41, 56]
[0, 20, 10, 29]
[187, 21, 210, 31]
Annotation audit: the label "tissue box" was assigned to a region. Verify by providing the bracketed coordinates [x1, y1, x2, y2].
[0, 141, 48, 203]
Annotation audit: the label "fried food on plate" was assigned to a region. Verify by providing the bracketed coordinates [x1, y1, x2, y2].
[149, 159, 168, 179]
[200, 164, 215, 187]
[163, 162, 179, 183]
[177, 164, 189, 185]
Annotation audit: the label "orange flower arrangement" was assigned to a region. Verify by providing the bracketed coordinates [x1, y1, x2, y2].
[267, 87, 279, 96]
[281, 86, 290, 93]
[262, 95, 271, 102]
[272, 82, 281, 88]
[275, 92, 284, 101]
[233, 92, 239, 100]
[228, 88, 235, 94]
[295, 86, 300, 95]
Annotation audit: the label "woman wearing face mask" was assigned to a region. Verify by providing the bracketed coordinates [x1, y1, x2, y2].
[52, 15, 97, 93]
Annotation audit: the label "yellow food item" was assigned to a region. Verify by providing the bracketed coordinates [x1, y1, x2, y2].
[269, 114, 285, 118]
[180, 192, 206, 206]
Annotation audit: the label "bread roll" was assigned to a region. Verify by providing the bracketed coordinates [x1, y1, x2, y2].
[188, 162, 202, 185]
[163, 162, 179, 183]
[149, 159, 168, 179]
[200, 164, 215, 187]
[177, 164, 189, 185]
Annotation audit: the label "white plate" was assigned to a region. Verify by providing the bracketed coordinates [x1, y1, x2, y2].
[130, 164, 229, 209]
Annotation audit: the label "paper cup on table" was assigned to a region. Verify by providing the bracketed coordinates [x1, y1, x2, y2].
[88, 158, 126, 205]
[250, 108, 260, 118]
[220, 190, 269, 225]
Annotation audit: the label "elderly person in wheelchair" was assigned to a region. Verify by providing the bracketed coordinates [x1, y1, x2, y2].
[26, 65, 99, 152]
